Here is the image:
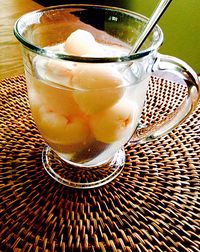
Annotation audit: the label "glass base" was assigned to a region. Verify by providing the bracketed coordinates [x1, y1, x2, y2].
[42, 145, 125, 189]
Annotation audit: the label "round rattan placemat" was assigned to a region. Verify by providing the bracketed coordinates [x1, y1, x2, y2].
[0, 75, 200, 252]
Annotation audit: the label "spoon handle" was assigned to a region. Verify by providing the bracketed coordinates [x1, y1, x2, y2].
[129, 0, 173, 55]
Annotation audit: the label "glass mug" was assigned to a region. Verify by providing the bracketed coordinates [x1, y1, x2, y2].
[14, 4, 200, 188]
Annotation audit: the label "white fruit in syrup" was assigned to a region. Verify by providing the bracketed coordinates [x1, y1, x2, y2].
[64, 29, 101, 56]
[72, 64, 125, 114]
[44, 59, 74, 86]
[32, 78, 82, 117]
[36, 107, 90, 146]
[90, 100, 138, 144]
[34, 56, 73, 86]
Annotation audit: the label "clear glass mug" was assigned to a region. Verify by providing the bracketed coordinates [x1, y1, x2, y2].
[14, 4, 200, 188]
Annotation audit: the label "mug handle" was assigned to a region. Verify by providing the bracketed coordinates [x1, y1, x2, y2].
[133, 53, 200, 143]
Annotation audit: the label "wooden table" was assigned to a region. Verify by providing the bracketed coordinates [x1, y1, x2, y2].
[0, 0, 42, 80]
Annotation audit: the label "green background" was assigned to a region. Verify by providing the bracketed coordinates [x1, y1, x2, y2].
[119, 0, 200, 73]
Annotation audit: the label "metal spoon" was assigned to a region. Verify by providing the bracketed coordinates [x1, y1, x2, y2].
[129, 0, 173, 55]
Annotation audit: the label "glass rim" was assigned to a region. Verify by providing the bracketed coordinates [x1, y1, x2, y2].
[14, 4, 164, 63]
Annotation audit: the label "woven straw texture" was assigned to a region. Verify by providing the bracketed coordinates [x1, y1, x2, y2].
[0, 75, 200, 252]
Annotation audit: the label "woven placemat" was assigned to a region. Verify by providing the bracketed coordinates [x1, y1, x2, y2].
[0, 75, 200, 252]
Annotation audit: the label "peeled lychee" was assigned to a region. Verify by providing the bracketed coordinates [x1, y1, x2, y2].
[90, 100, 138, 144]
[32, 78, 81, 117]
[44, 59, 74, 86]
[72, 63, 125, 114]
[34, 56, 74, 87]
[36, 107, 90, 146]
[64, 29, 101, 56]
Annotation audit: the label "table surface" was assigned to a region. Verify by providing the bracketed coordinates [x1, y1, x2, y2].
[0, 0, 42, 80]
[1, 74, 200, 251]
